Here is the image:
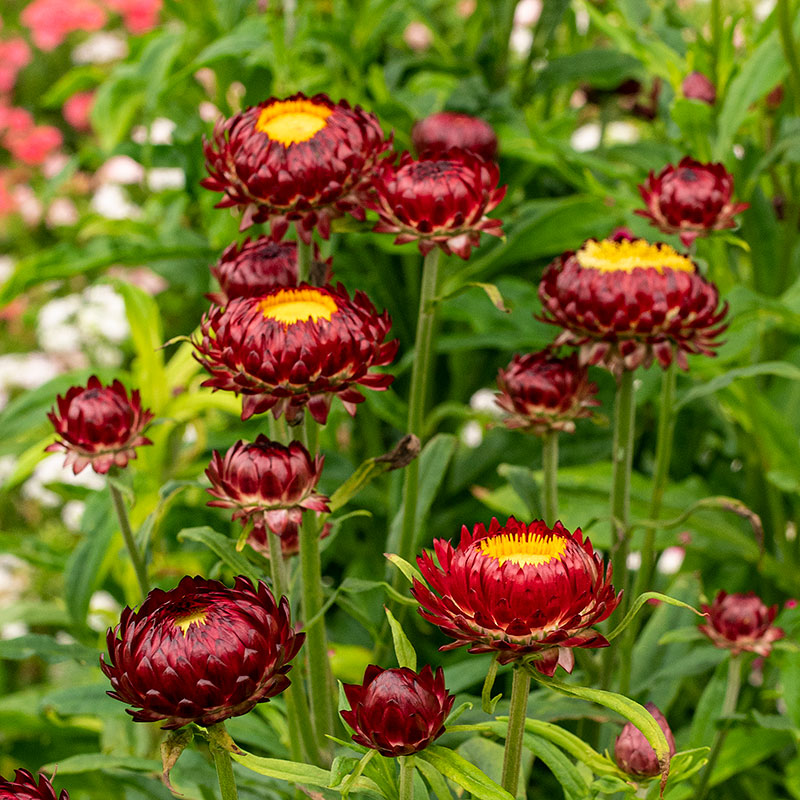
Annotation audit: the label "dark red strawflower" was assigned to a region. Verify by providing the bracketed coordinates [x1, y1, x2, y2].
[247, 519, 332, 559]
[411, 112, 498, 161]
[636, 157, 748, 247]
[614, 703, 676, 778]
[538, 237, 728, 375]
[202, 93, 390, 241]
[100, 575, 304, 730]
[411, 517, 620, 674]
[369, 149, 506, 259]
[209, 235, 332, 304]
[193, 283, 396, 424]
[206, 435, 329, 545]
[682, 71, 716, 105]
[0, 770, 68, 800]
[496, 350, 599, 434]
[699, 590, 784, 657]
[341, 665, 454, 757]
[46, 376, 153, 474]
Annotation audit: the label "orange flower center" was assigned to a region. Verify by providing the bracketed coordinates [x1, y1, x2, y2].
[174, 608, 209, 635]
[256, 99, 333, 145]
[258, 288, 338, 325]
[576, 239, 694, 273]
[477, 531, 568, 567]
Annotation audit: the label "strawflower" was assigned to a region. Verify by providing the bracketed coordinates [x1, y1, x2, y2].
[614, 703, 676, 778]
[411, 112, 498, 161]
[0, 770, 68, 800]
[699, 590, 784, 657]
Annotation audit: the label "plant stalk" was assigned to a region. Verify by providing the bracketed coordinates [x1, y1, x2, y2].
[393, 249, 441, 593]
[108, 482, 149, 602]
[541, 431, 559, 526]
[208, 723, 239, 800]
[398, 755, 416, 800]
[696, 656, 742, 800]
[296, 230, 313, 284]
[501, 665, 531, 795]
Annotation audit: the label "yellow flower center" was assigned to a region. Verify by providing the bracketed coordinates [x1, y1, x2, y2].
[477, 531, 568, 567]
[174, 609, 209, 635]
[255, 99, 333, 145]
[258, 288, 338, 325]
[575, 239, 694, 273]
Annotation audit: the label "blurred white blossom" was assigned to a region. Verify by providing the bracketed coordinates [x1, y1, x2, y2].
[72, 32, 128, 64]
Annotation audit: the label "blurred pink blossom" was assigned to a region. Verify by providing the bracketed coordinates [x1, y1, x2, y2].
[4, 124, 62, 165]
[104, 0, 162, 33]
[21, 0, 107, 51]
[403, 21, 433, 51]
[11, 184, 42, 224]
[0, 105, 34, 133]
[0, 38, 32, 93]
[63, 90, 95, 131]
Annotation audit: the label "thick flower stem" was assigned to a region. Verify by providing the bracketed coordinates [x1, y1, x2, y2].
[618, 362, 676, 694]
[696, 656, 742, 800]
[207, 723, 239, 800]
[610, 370, 636, 610]
[541, 431, 559, 526]
[108, 482, 148, 603]
[394, 248, 441, 593]
[398, 755, 416, 800]
[296, 232, 313, 285]
[501, 665, 531, 796]
[267, 530, 320, 766]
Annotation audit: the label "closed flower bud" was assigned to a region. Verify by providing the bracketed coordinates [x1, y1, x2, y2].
[341, 665, 454, 756]
[411, 112, 498, 161]
[636, 157, 748, 247]
[46, 376, 153, 474]
[100, 575, 304, 729]
[682, 71, 716, 104]
[0, 770, 68, 800]
[202, 92, 390, 241]
[699, 590, 784, 657]
[614, 703, 676, 778]
[496, 350, 599, 434]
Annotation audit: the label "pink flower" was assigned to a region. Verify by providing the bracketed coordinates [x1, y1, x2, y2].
[0, 38, 32, 93]
[21, 0, 107, 51]
[0, 105, 34, 133]
[105, 0, 162, 33]
[5, 125, 63, 166]
[63, 91, 95, 131]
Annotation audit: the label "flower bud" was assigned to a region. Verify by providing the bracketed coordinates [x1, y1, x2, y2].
[699, 590, 784, 657]
[614, 703, 676, 778]
[682, 71, 716, 104]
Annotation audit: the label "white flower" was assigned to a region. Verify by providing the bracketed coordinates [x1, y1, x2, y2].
[147, 167, 185, 192]
[509, 26, 533, 56]
[23, 453, 105, 507]
[460, 420, 484, 448]
[72, 32, 128, 64]
[571, 123, 601, 152]
[61, 499, 85, 531]
[514, 0, 542, 27]
[90, 184, 142, 220]
[657, 546, 685, 575]
[97, 155, 145, 185]
[470, 388, 503, 417]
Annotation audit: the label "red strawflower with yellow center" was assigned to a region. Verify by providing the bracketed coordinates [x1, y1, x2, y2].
[100, 575, 304, 730]
[46, 376, 153, 475]
[614, 703, 676, 778]
[496, 350, 599, 434]
[202, 93, 390, 241]
[539, 237, 728, 374]
[636, 157, 748, 247]
[205, 435, 329, 542]
[369, 149, 506, 259]
[0, 770, 68, 800]
[341, 665, 454, 757]
[411, 517, 620, 674]
[411, 111, 498, 161]
[699, 590, 784, 657]
[192, 283, 397, 423]
[209, 235, 332, 305]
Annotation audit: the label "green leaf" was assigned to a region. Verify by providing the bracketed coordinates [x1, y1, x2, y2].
[0, 635, 97, 664]
[384, 606, 417, 670]
[529, 674, 672, 792]
[40, 753, 160, 774]
[384, 553, 425, 586]
[176, 527, 261, 584]
[416, 757, 454, 800]
[523, 734, 590, 799]
[674, 362, 800, 410]
[604, 592, 704, 642]
[417, 745, 514, 800]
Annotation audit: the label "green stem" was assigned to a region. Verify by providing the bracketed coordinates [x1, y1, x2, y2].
[696, 656, 742, 800]
[208, 723, 239, 800]
[778, 0, 800, 117]
[610, 370, 636, 609]
[296, 230, 313, 284]
[501, 666, 531, 796]
[267, 530, 320, 765]
[393, 249, 441, 593]
[710, 0, 722, 90]
[618, 363, 676, 695]
[108, 482, 148, 603]
[541, 431, 559, 526]
[398, 755, 416, 800]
